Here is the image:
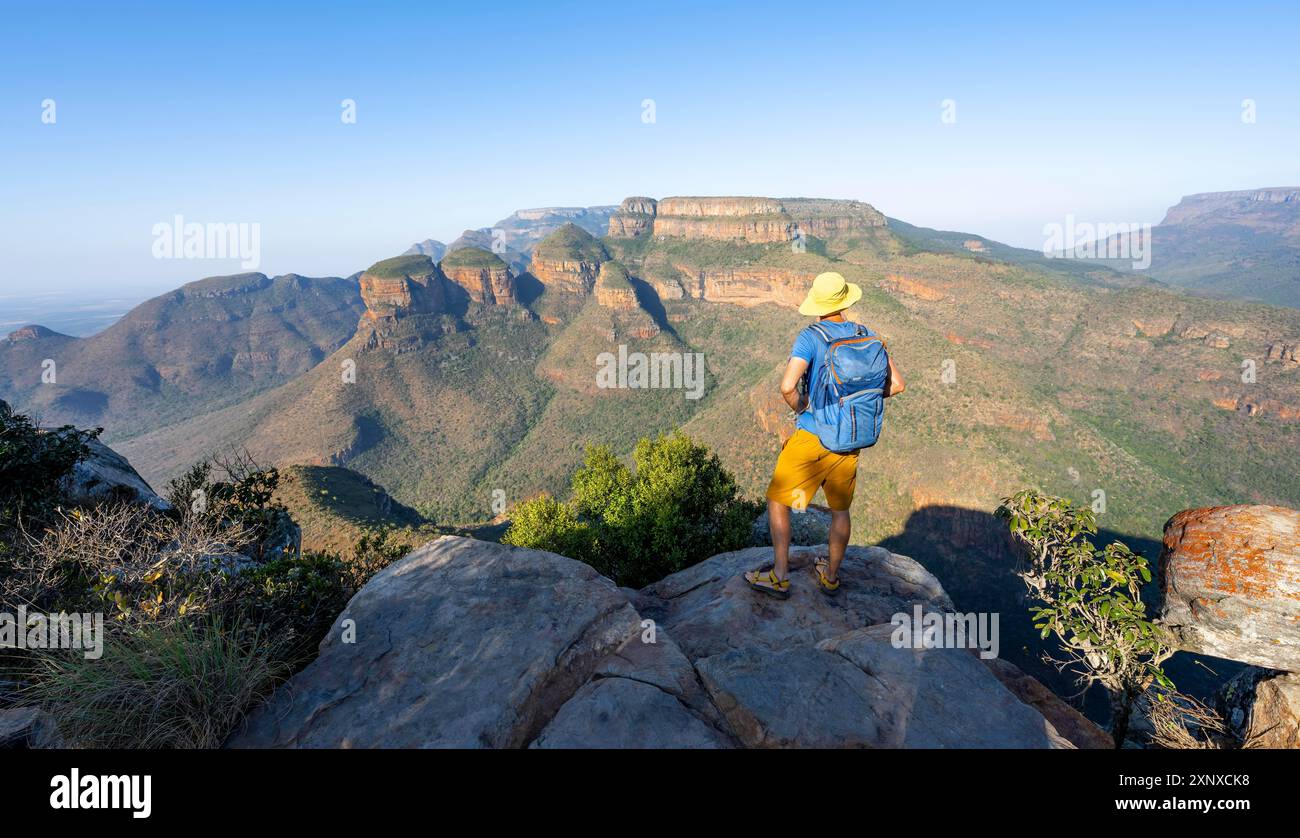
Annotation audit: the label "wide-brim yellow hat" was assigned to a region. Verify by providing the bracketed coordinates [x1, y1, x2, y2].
[798, 271, 862, 316]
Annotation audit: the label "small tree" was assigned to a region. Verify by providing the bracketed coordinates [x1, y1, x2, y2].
[996, 489, 1173, 747]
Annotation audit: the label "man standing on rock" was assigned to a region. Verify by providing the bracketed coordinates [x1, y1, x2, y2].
[746, 272, 905, 599]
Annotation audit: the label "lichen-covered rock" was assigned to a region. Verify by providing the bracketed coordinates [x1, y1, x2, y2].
[1159, 505, 1300, 670]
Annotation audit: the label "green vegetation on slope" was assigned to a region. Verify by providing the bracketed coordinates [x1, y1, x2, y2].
[439, 247, 507, 270]
[365, 254, 435, 278]
[533, 222, 609, 262]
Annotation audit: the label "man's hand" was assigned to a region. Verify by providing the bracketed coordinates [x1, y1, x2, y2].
[779, 357, 810, 413]
[884, 356, 905, 398]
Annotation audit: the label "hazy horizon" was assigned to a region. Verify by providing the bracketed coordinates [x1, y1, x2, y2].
[3, 0, 1298, 294]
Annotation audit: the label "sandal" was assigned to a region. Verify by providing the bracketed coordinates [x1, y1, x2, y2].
[744, 566, 791, 600]
[812, 559, 841, 596]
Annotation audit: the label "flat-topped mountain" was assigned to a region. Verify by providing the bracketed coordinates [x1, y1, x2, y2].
[439, 247, 516, 306]
[1122, 187, 1300, 308]
[8, 193, 1300, 719]
[529, 223, 609, 295]
[607, 195, 887, 244]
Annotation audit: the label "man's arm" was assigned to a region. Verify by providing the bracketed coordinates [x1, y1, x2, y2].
[779, 357, 810, 413]
[884, 356, 905, 397]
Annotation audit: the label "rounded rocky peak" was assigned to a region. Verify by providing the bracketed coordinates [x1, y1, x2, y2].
[619, 196, 658, 215]
[6, 324, 63, 342]
[364, 254, 437, 280]
[533, 223, 609, 263]
[440, 246, 508, 271]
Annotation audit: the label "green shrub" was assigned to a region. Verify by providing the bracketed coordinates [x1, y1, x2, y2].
[505, 431, 759, 587]
[22, 615, 288, 749]
[0, 399, 99, 531]
[502, 494, 597, 566]
[997, 489, 1174, 747]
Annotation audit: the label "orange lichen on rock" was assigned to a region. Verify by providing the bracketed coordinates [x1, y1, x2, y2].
[1159, 504, 1300, 671]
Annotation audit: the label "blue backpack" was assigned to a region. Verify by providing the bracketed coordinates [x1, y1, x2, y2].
[803, 322, 890, 453]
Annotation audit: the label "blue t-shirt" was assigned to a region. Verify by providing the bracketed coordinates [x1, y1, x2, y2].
[791, 319, 877, 435]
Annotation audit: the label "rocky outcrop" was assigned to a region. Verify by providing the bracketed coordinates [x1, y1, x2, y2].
[438, 248, 516, 305]
[1211, 394, 1300, 422]
[59, 436, 170, 511]
[653, 197, 792, 243]
[593, 261, 638, 310]
[642, 196, 887, 244]
[229, 536, 1076, 749]
[695, 624, 1071, 748]
[607, 197, 657, 238]
[1266, 342, 1299, 366]
[4, 324, 67, 343]
[357, 255, 446, 321]
[1161, 188, 1300, 229]
[675, 265, 814, 306]
[884, 274, 948, 302]
[1219, 667, 1300, 749]
[529, 224, 608, 295]
[635, 545, 953, 661]
[1160, 505, 1300, 671]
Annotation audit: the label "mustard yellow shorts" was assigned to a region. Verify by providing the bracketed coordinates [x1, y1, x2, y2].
[765, 428, 860, 512]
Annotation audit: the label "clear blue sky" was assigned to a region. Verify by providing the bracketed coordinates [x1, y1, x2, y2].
[2, 0, 1298, 294]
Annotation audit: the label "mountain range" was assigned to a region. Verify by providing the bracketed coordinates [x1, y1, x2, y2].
[4, 189, 1298, 710]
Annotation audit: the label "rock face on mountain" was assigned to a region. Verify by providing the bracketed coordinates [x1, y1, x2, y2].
[404, 239, 447, 262]
[1138, 187, 1300, 308]
[676, 265, 814, 307]
[1160, 505, 1300, 671]
[358, 255, 447, 321]
[593, 261, 637, 310]
[620, 196, 888, 244]
[529, 223, 609, 295]
[653, 196, 793, 243]
[1161, 188, 1300, 229]
[439, 248, 516, 305]
[228, 536, 1081, 749]
[607, 196, 657, 237]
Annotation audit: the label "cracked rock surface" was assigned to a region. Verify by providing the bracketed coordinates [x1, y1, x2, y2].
[228, 536, 1084, 748]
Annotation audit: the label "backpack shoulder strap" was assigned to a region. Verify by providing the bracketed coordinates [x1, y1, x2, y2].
[807, 322, 834, 343]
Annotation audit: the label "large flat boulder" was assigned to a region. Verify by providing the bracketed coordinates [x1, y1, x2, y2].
[229, 536, 642, 747]
[229, 536, 1074, 749]
[227, 536, 727, 748]
[695, 624, 1071, 748]
[636, 545, 953, 661]
[1159, 505, 1300, 671]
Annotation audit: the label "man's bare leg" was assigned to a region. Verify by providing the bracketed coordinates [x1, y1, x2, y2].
[768, 498, 792, 580]
[826, 509, 851, 582]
